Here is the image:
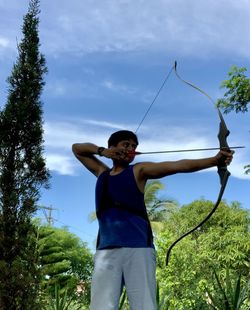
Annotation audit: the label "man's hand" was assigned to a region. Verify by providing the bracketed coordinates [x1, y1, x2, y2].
[101, 147, 130, 160]
[215, 150, 234, 167]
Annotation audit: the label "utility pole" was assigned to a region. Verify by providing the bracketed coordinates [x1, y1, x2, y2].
[40, 205, 57, 226]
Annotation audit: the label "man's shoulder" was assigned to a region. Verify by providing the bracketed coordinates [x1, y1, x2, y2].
[132, 162, 154, 179]
[133, 161, 154, 170]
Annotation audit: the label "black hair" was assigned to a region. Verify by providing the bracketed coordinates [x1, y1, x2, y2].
[108, 130, 139, 147]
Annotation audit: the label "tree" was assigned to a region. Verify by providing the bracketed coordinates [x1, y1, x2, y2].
[156, 200, 250, 309]
[217, 65, 250, 174]
[217, 66, 250, 114]
[37, 224, 93, 308]
[0, 1, 49, 309]
[145, 180, 178, 233]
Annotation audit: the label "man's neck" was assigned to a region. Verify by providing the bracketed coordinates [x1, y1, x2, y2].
[111, 163, 129, 175]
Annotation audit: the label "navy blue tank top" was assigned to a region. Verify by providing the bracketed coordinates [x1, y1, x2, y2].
[95, 165, 153, 249]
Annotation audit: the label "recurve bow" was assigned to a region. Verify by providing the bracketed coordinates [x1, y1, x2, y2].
[165, 62, 232, 265]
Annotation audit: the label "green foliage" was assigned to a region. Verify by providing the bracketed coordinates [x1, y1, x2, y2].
[145, 180, 179, 234]
[244, 165, 250, 174]
[119, 288, 128, 310]
[217, 66, 250, 114]
[118, 283, 171, 309]
[156, 200, 250, 309]
[156, 280, 170, 309]
[217, 65, 250, 174]
[145, 180, 165, 206]
[36, 224, 93, 307]
[205, 269, 250, 309]
[0, 0, 49, 309]
[46, 285, 83, 310]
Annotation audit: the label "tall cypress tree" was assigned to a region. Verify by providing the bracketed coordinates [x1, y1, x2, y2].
[0, 1, 50, 309]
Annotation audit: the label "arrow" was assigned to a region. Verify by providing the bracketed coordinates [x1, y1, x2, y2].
[132, 146, 245, 155]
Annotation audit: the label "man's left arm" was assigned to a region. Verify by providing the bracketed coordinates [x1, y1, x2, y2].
[136, 150, 233, 180]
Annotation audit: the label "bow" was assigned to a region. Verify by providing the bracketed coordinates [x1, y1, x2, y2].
[165, 62, 231, 265]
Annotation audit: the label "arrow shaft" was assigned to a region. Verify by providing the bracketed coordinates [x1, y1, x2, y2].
[134, 146, 245, 155]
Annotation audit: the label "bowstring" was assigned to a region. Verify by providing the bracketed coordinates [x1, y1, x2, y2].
[135, 63, 175, 133]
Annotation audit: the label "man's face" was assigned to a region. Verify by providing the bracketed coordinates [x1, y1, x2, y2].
[115, 139, 138, 162]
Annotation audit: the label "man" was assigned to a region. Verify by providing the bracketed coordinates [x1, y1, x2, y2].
[72, 130, 233, 310]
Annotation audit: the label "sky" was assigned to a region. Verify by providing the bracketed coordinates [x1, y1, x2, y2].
[0, 0, 249, 251]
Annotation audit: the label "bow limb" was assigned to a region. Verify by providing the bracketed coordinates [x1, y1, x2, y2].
[165, 176, 229, 265]
[166, 62, 231, 265]
[174, 61, 216, 104]
[175, 60, 231, 187]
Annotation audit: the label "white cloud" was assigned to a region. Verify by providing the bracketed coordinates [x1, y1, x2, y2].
[229, 162, 250, 180]
[36, 0, 250, 58]
[101, 79, 136, 94]
[44, 119, 132, 150]
[44, 78, 100, 99]
[1, 0, 249, 59]
[46, 154, 75, 176]
[0, 37, 9, 48]
[44, 119, 116, 175]
[83, 119, 130, 130]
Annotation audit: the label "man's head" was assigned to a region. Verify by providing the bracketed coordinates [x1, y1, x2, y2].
[108, 130, 138, 148]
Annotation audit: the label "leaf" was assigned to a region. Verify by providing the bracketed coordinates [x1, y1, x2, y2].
[233, 273, 241, 309]
[119, 288, 127, 310]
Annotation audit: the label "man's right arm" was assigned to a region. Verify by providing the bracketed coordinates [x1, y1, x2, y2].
[72, 143, 109, 177]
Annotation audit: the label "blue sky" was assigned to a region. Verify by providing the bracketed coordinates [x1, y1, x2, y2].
[0, 0, 249, 251]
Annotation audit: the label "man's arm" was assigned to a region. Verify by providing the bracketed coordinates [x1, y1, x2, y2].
[72, 143, 109, 177]
[136, 150, 233, 180]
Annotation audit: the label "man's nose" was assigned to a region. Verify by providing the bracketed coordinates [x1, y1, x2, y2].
[127, 145, 134, 151]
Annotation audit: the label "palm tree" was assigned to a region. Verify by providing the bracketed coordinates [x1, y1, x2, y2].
[145, 180, 178, 234]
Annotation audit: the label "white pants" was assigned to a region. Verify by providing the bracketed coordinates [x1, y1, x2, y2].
[90, 248, 156, 310]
